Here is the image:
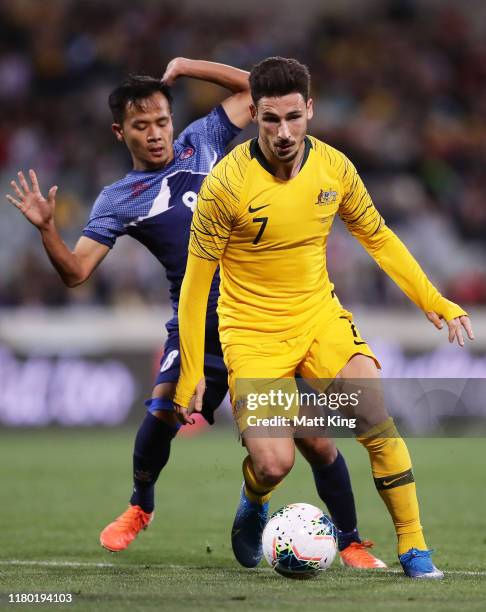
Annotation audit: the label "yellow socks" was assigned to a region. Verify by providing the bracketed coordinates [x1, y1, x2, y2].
[242, 455, 279, 505]
[357, 417, 426, 555]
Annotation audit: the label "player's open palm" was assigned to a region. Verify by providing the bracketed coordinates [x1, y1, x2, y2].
[6, 169, 58, 230]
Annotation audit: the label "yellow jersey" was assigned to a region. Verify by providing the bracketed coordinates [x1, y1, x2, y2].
[174, 136, 465, 407]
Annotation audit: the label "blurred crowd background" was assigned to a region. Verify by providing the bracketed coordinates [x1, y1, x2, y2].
[1, 0, 485, 310]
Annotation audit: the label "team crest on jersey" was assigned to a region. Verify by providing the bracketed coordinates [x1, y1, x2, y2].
[179, 147, 195, 160]
[315, 188, 338, 205]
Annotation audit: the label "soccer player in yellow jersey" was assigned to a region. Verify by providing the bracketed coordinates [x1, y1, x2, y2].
[174, 57, 474, 578]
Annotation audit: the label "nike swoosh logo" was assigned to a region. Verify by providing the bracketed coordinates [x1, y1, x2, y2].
[248, 204, 269, 213]
[383, 475, 408, 487]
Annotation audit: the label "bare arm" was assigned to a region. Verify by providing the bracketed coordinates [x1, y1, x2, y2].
[162, 57, 251, 128]
[6, 170, 109, 287]
[41, 231, 109, 288]
[162, 57, 249, 93]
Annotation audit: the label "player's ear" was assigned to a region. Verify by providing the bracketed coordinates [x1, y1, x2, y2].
[250, 103, 258, 123]
[112, 123, 124, 142]
[306, 98, 314, 121]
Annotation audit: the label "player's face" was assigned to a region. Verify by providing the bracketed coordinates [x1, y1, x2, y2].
[252, 93, 313, 165]
[112, 92, 174, 171]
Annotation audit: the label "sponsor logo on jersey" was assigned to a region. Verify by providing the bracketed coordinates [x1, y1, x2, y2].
[131, 181, 150, 198]
[315, 188, 338, 205]
[248, 203, 269, 214]
[179, 147, 195, 160]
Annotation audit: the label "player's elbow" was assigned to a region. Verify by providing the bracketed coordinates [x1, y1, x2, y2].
[64, 276, 83, 288]
[63, 270, 89, 288]
[63, 256, 98, 288]
[363, 227, 394, 254]
[241, 78, 251, 93]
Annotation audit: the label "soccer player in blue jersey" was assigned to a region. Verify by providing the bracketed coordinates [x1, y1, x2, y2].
[6, 57, 385, 568]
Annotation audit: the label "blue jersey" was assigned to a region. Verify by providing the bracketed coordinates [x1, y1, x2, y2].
[83, 106, 240, 333]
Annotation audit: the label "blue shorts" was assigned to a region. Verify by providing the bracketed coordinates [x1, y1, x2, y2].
[148, 329, 228, 425]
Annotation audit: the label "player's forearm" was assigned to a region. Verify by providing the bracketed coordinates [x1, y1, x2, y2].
[175, 58, 249, 93]
[174, 255, 219, 407]
[39, 223, 85, 288]
[362, 226, 466, 320]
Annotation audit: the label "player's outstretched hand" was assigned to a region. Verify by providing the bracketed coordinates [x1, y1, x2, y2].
[426, 312, 475, 347]
[5, 170, 58, 230]
[174, 377, 206, 425]
[161, 57, 187, 86]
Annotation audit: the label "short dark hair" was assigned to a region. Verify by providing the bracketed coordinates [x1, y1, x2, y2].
[249, 57, 311, 104]
[108, 75, 173, 123]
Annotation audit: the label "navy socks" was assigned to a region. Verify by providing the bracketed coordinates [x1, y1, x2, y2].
[311, 450, 361, 550]
[130, 412, 178, 513]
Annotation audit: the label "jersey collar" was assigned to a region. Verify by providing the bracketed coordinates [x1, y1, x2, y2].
[250, 136, 313, 177]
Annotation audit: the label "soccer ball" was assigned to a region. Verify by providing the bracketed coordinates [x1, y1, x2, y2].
[262, 503, 337, 579]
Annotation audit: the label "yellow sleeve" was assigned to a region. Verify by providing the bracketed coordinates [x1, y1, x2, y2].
[189, 153, 242, 261]
[173, 255, 218, 408]
[174, 159, 241, 408]
[338, 155, 466, 320]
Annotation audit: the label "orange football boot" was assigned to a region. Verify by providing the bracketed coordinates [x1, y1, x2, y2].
[340, 540, 387, 569]
[100, 505, 153, 552]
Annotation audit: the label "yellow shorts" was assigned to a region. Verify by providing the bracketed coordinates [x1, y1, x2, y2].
[223, 307, 379, 433]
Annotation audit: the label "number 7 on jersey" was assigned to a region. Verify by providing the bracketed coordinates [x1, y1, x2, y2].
[252, 216, 268, 245]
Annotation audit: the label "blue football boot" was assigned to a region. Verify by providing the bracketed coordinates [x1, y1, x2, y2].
[399, 548, 444, 579]
[231, 484, 269, 568]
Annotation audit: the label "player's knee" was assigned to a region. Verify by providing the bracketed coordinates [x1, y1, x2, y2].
[299, 437, 338, 466]
[255, 458, 293, 487]
[152, 409, 180, 430]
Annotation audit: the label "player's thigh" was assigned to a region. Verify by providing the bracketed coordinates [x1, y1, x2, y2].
[224, 339, 299, 381]
[337, 353, 380, 379]
[152, 331, 227, 426]
[147, 334, 183, 427]
[243, 436, 295, 482]
[300, 315, 386, 434]
[224, 340, 301, 434]
[335, 353, 382, 417]
[295, 436, 337, 466]
[152, 333, 182, 394]
[337, 354, 389, 434]
[201, 350, 229, 424]
[300, 313, 379, 382]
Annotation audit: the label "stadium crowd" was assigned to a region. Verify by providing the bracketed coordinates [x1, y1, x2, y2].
[1, 0, 485, 308]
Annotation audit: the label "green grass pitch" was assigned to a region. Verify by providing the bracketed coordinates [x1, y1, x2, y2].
[1, 427, 485, 611]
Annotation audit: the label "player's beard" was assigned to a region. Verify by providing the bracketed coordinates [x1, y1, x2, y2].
[273, 140, 302, 163]
[273, 142, 298, 162]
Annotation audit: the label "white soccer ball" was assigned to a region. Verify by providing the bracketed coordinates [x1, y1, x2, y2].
[262, 503, 337, 579]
